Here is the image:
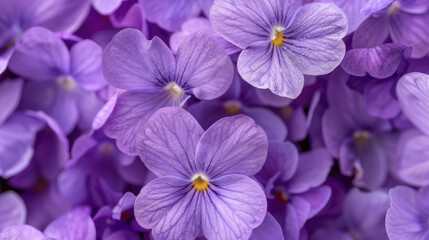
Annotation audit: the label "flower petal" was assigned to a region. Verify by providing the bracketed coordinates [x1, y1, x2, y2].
[360, 0, 394, 15]
[176, 31, 234, 100]
[243, 107, 288, 141]
[8, 27, 69, 81]
[102, 28, 175, 90]
[139, 0, 200, 31]
[210, 0, 299, 49]
[104, 90, 186, 156]
[341, 43, 407, 79]
[0, 79, 23, 125]
[288, 148, 333, 194]
[202, 174, 267, 240]
[396, 72, 429, 135]
[0, 191, 26, 230]
[284, 3, 347, 75]
[195, 115, 268, 178]
[249, 212, 284, 240]
[0, 225, 45, 240]
[70, 40, 106, 91]
[238, 43, 304, 98]
[43, 206, 96, 240]
[138, 107, 203, 179]
[134, 177, 201, 240]
[93, 0, 122, 15]
[389, 11, 429, 58]
[352, 16, 389, 49]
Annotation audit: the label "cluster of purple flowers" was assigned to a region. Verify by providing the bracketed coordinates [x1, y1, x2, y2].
[1, 0, 429, 239]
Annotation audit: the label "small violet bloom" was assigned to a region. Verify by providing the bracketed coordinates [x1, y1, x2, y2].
[8, 27, 106, 134]
[134, 107, 268, 240]
[386, 186, 429, 240]
[354, 0, 429, 58]
[102, 28, 233, 155]
[210, 0, 348, 98]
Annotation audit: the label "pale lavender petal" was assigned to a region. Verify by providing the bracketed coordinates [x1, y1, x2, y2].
[8, 27, 69, 81]
[76, 90, 104, 132]
[284, 3, 348, 75]
[396, 130, 429, 186]
[195, 115, 268, 178]
[389, 11, 429, 58]
[134, 177, 201, 240]
[102, 28, 175, 90]
[238, 43, 304, 98]
[176, 31, 233, 100]
[201, 174, 267, 240]
[0, 225, 45, 240]
[343, 188, 389, 238]
[48, 89, 79, 134]
[70, 40, 106, 91]
[169, 17, 212, 53]
[386, 186, 429, 240]
[93, 0, 122, 15]
[44, 206, 96, 240]
[138, 107, 203, 178]
[210, 0, 299, 49]
[396, 72, 429, 135]
[0, 191, 26, 230]
[139, 0, 200, 31]
[286, 197, 311, 240]
[104, 90, 186, 156]
[112, 192, 136, 221]
[288, 148, 333, 194]
[341, 43, 407, 78]
[0, 49, 14, 75]
[361, 0, 394, 15]
[0, 78, 23, 125]
[92, 92, 118, 130]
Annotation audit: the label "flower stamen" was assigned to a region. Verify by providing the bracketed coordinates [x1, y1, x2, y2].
[192, 174, 209, 192]
[271, 26, 286, 47]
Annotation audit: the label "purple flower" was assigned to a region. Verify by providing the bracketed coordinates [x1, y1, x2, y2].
[0, 0, 91, 74]
[255, 141, 333, 240]
[102, 28, 233, 155]
[210, 0, 348, 98]
[322, 70, 394, 190]
[386, 185, 429, 239]
[134, 107, 268, 240]
[353, 0, 429, 58]
[8, 27, 106, 134]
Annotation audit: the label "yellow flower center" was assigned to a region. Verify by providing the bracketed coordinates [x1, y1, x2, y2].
[223, 100, 242, 115]
[57, 75, 77, 90]
[271, 26, 286, 47]
[388, 1, 401, 15]
[192, 174, 209, 192]
[164, 82, 184, 100]
[354, 130, 371, 146]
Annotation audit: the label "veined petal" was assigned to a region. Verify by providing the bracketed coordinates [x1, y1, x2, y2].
[102, 28, 176, 91]
[396, 72, 429, 136]
[137, 107, 203, 179]
[361, 0, 394, 15]
[8, 27, 69, 81]
[195, 115, 268, 178]
[0, 225, 45, 240]
[202, 174, 267, 240]
[175, 31, 233, 100]
[341, 43, 407, 79]
[284, 3, 347, 76]
[238, 43, 304, 98]
[210, 0, 300, 49]
[104, 90, 187, 156]
[134, 177, 201, 240]
[352, 16, 389, 49]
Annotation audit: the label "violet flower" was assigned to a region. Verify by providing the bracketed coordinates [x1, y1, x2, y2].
[210, 0, 348, 98]
[102, 28, 233, 155]
[134, 107, 268, 240]
[8, 27, 106, 134]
